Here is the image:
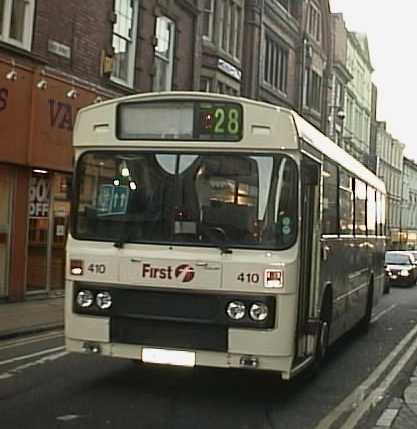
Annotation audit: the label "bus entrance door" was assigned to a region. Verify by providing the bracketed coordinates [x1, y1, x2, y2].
[296, 157, 321, 360]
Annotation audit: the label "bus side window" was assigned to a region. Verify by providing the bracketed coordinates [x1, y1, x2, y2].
[354, 179, 367, 235]
[367, 186, 376, 235]
[322, 160, 338, 235]
[339, 169, 353, 235]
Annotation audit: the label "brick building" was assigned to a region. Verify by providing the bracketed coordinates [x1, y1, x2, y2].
[0, 0, 199, 301]
[240, 0, 332, 133]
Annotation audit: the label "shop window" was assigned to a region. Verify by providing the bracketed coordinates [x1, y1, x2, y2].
[0, 0, 35, 50]
[111, 0, 138, 87]
[153, 16, 175, 91]
[0, 172, 12, 297]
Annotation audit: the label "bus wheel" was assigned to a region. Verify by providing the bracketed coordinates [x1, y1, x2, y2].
[358, 282, 374, 333]
[313, 296, 331, 370]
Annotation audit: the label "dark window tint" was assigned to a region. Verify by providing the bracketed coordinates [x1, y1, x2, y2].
[376, 191, 385, 236]
[322, 160, 338, 235]
[354, 179, 366, 235]
[339, 170, 353, 235]
[367, 187, 376, 235]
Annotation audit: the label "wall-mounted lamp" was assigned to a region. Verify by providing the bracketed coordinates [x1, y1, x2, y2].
[94, 96, 103, 103]
[33, 169, 48, 174]
[6, 69, 17, 81]
[336, 109, 346, 120]
[36, 79, 48, 90]
[66, 88, 79, 99]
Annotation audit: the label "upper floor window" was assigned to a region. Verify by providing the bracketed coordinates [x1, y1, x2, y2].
[202, 0, 214, 41]
[111, 0, 138, 87]
[153, 16, 175, 91]
[305, 68, 322, 112]
[219, 0, 243, 60]
[307, 3, 321, 42]
[264, 35, 289, 93]
[0, 0, 35, 50]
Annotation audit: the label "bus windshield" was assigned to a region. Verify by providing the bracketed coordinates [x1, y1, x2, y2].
[73, 151, 298, 250]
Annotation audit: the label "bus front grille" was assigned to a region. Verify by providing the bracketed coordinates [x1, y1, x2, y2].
[110, 317, 228, 352]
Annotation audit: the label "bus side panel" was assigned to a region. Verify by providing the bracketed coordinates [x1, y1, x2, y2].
[319, 236, 347, 343]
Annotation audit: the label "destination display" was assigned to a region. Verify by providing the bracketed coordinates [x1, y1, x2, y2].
[117, 100, 243, 141]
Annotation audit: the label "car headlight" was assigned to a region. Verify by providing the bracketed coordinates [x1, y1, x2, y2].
[96, 291, 112, 309]
[76, 290, 94, 308]
[249, 303, 269, 321]
[226, 301, 246, 320]
[400, 269, 410, 276]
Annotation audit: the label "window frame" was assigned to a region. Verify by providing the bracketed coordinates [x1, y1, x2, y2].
[202, 0, 215, 41]
[111, 0, 139, 88]
[322, 159, 339, 235]
[0, 0, 35, 51]
[263, 32, 289, 94]
[153, 15, 176, 92]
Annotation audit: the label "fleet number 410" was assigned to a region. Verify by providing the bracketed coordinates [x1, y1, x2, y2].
[237, 273, 260, 283]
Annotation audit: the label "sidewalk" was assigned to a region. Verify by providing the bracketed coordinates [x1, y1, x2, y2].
[0, 294, 65, 340]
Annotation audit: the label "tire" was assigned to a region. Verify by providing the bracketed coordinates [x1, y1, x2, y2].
[315, 320, 330, 363]
[358, 282, 373, 333]
[312, 293, 332, 371]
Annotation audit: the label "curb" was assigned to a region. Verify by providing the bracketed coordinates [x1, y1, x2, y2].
[0, 323, 64, 341]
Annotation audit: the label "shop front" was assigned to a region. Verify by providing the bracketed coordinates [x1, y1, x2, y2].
[0, 58, 108, 300]
[26, 172, 71, 294]
[0, 165, 13, 298]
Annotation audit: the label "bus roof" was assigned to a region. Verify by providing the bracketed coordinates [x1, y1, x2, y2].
[74, 92, 385, 193]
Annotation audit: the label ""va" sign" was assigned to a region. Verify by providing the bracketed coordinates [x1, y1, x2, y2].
[48, 99, 74, 130]
[0, 88, 8, 112]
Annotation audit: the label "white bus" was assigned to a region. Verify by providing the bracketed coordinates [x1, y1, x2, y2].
[65, 92, 386, 380]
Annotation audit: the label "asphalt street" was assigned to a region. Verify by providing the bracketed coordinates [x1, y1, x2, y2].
[1, 287, 417, 429]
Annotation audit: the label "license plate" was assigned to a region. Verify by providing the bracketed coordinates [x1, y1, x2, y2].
[141, 348, 196, 367]
[391, 275, 397, 280]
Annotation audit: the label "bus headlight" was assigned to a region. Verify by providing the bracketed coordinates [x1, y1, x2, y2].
[96, 291, 112, 309]
[400, 269, 410, 277]
[76, 290, 94, 308]
[226, 301, 246, 320]
[249, 303, 269, 321]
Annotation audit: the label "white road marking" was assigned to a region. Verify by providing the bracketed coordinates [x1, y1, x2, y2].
[340, 335, 417, 429]
[314, 321, 417, 429]
[371, 304, 397, 323]
[0, 331, 64, 351]
[375, 408, 399, 427]
[0, 350, 68, 380]
[0, 346, 65, 366]
[56, 415, 82, 422]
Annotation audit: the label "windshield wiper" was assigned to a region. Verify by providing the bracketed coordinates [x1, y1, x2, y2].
[201, 226, 233, 254]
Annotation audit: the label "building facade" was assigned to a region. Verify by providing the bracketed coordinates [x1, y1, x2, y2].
[199, 0, 244, 95]
[239, 0, 332, 133]
[0, 0, 199, 301]
[402, 157, 417, 249]
[327, 12, 351, 146]
[375, 122, 404, 249]
[343, 32, 373, 164]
